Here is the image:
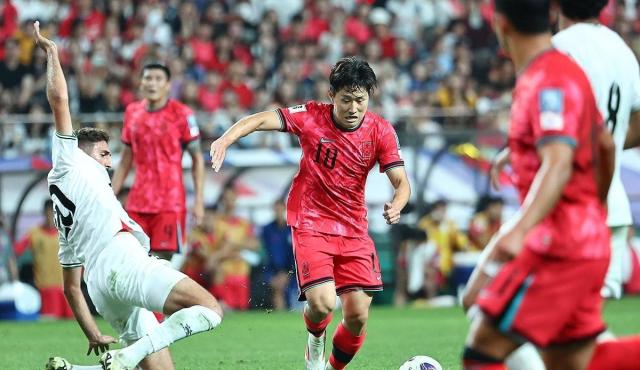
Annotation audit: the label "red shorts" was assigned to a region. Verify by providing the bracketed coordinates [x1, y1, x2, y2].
[39, 287, 74, 319]
[478, 247, 608, 347]
[128, 211, 186, 253]
[292, 227, 383, 301]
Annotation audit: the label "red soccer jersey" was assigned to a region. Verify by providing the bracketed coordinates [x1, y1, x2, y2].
[277, 102, 404, 237]
[122, 99, 200, 213]
[509, 50, 609, 260]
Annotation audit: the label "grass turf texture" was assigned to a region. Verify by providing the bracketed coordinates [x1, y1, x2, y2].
[1, 297, 639, 369]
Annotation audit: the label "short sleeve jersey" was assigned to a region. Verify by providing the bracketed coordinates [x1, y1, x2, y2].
[47, 133, 150, 272]
[122, 99, 200, 213]
[553, 23, 640, 227]
[508, 50, 609, 260]
[277, 102, 404, 237]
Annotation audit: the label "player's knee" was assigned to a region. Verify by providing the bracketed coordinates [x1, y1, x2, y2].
[307, 296, 335, 317]
[343, 309, 368, 330]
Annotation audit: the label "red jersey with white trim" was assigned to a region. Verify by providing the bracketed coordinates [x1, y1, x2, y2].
[509, 50, 609, 260]
[277, 102, 404, 237]
[122, 99, 200, 213]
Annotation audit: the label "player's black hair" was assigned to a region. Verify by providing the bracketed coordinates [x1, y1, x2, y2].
[75, 127, 110, 150]
[44, 199, 53, 213]
[141, 62, 171, 80]
[495, 0, 551, 34]
[329, 57, 378, 97]
[559, 0, 608, 20]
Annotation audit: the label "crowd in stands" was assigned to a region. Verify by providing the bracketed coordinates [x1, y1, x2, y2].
[1, 0, 636, 155]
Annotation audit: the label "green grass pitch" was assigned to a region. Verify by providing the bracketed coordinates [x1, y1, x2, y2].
[1, 297, 639, 369]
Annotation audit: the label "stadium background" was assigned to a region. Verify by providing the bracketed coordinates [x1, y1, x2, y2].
[1, 0, 640, 368]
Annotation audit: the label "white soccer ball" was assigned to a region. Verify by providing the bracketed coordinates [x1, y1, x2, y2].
[398, 355, 443, 370]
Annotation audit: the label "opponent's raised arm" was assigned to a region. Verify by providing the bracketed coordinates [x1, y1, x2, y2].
[210, 110, 282, 172]
[33, 21, 72, 136]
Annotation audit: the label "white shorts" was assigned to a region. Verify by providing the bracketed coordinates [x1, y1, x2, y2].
[602, 226, 629, 299]
[86, 232, 186, 344]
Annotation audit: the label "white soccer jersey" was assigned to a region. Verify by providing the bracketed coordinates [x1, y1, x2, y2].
[47, 132, 149, 272]
[553, 23, 640, 227]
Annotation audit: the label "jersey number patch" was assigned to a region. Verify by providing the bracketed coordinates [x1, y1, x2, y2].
[607, 83, 621, 134]
[49, 185, 76, 239]
[314, 142, 338, 169]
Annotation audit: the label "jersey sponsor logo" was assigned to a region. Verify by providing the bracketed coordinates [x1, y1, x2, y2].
[539, 88, 565, 130]
[361, 141, 373, 160]
[187, 114, 200, 136]
[288, 105, 307, 114]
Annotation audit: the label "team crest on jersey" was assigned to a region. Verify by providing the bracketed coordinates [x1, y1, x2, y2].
[288, 105, 307, 114]
[539, 88, 564, 130]
[361, 141, 373, 160]
[187, 114, 200, 136]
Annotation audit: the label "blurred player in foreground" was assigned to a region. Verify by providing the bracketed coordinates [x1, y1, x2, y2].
[470, 1, 640, 369]
[112, 61, 204, 267]
[210, 57, 411, 370]
[33, 22, 223, 370]
[458, 1, 640, 369]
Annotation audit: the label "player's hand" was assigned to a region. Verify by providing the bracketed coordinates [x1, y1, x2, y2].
[32, 21, 56, 51]
[487, 226, 525, 262]
[383, 202, 401, 225]
[193, 199, 204, 226]
[490, 148, 510, 191]
[87, 334, 117, 356]
[210, 138, 229, 172]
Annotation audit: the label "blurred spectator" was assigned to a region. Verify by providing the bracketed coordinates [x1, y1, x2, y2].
[0, 38, 34, 113]
[393, 223, 439, 305]
[0, 216, 18, 285]
[417, 200, 468, 280]
[468, 195, 503, 250]
[207, 186, 259, 311]
[2, 0, 640, 152]
[260, 199, 295, 311]
[184, 206, 217, 289]
[14, 200, 72, 319]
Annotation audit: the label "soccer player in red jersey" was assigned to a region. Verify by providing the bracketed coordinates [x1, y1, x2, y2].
[461, 1, 640, 370]
[210, 57, 411, 370]
[112, 63, 205, 262]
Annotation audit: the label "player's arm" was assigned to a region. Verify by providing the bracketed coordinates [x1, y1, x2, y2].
[490, 147, 510, 190]
[62, 267, 116, 355]
[111, 145, 132, 196]
[210, 111, 282, 172]
[597, 128, 616, 202]
[496, 141, 574, 260]
[7, 254, 18, 282]
[383, 167, 411, 225]
[624, 110, 640, 149]
[33, 21, 72, 136]
[186, 139, 205, 225]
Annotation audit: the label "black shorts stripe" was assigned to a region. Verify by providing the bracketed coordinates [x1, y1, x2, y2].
[336, 284, 383, 296]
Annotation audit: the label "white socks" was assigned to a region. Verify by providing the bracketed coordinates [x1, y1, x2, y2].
[119, 305, 222, 367]
[506, 342, 546, 370]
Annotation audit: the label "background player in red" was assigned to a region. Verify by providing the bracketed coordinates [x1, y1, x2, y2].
[461, 1, 640, 369]
[112, 63, 205, 263]
[210, 57, 411, 370]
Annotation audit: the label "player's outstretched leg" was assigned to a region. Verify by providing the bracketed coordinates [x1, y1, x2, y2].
[304, 283, 337, 370]
[101, 277, 223, 370]
[326, 290, 372, 370]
